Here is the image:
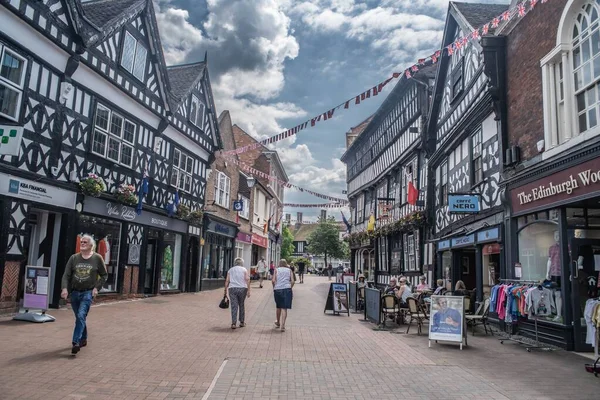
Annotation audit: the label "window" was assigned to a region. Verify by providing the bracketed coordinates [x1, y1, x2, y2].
[238, 195, 250, 220]
[356, 194, 365, 223]
[471, 128, 483, 184]
[215, 171, 231, 208]
[121, 31, 147, 81]
[451, 58, 464, 101]
[378, 237, 388, 271]
[92, 104, 136, 167]
[440, 161, 448, 206]
[78, 216, 121, 292]
[161, 232, 182, 290]
[0, 45, 26, 121]
[190, 95, 205, 128]
[170, 148, 193, 192]
[235, 242, 244, 260]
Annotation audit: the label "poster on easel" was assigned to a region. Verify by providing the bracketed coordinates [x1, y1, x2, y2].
[428, 295, 466, 349]
[14, 266, 55, 323]
[324, 283, 350, 316]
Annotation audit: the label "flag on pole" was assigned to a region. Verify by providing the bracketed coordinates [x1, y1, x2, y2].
[167, 191, 180, 217]
[136, 171, 149, 216]
[341, 211, 351, 233]
[407, 181, 419, 206]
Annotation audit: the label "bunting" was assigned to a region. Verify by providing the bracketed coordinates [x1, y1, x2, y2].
[283, 203, 347, 208]
[220, 0, 547, 155]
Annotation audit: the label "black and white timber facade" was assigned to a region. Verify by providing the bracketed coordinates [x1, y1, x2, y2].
[341, 65, 436, 288]
[426, 2, 508, 303]
[0, 0, 221, 312]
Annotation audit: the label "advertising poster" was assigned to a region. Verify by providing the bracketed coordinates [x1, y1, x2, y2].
[23, 266, 51, 310]
[429, 295, 464, 343]
[332, 283, 349, 313]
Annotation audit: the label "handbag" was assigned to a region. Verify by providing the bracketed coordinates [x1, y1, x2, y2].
[219, 295, 229, 309]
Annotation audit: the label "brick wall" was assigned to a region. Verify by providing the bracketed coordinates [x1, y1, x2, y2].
[506, 0, 568, 161]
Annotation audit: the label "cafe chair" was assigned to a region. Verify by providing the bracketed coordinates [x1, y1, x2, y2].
[406, 297, 429, 335]
[381, 294, 399, 327]
[465, 298, 492, 336]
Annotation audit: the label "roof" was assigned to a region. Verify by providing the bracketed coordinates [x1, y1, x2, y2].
[452, 2, 509, 29]
[166, 62, 206, 109]
[81, 0, 144, 28]
[349, 115, 374, 137]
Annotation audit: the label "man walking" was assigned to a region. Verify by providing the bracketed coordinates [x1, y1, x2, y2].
[297, 259, 305, 284]
[257, 257, 267, 288]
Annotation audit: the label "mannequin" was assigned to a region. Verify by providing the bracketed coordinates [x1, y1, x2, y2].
[546, 231, 561, 281]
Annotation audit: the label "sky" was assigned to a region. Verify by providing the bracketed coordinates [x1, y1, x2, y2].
[153, 0, 506, 222]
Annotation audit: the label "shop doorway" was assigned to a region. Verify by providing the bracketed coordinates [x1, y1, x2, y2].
[570, 236, 600, 352]
[144, 229, 161, 295]
[27, 210, 62, 307]
[187, 237, 200, 292]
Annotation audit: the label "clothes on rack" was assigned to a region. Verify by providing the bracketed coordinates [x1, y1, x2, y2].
[585, 299, 600, 348]
[490, 282, 561, 321]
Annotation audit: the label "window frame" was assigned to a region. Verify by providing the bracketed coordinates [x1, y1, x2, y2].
[471, 128, 484, 186]
[439, 161, 448, 206]
[450, 58, 464, 102]
[91, 103, 136, 168]
[120, 30, 147, 82]
[0, 45, 27, 122]
[214, 170, 231, 209]
[190, 95, 205, 129]
[238, 195, 250, 220]
[170, 148, 194, 193]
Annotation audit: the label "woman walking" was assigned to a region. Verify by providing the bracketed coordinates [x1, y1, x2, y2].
[272, 259, 295, 332]
[225, 258, 251, 329]
[61, 234, 107, 355]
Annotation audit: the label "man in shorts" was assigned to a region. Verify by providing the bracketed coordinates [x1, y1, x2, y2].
[257, 257, 267, 288]
[297, 260, 305, 284]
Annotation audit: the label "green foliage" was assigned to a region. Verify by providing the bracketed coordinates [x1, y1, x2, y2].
[290, 256, 312, 269]
[306, 216, 346, 265]
[280, 225, 295, 260]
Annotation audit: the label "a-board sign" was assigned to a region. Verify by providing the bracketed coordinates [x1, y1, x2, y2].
[324, 283, 350, 316]
[349, 282, 357, 311]
[429, 295, 465, 345]
[364, 287, 381, 324]
[23, 266, 51, 310]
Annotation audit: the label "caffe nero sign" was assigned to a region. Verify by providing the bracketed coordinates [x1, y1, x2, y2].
[510, 157, 600, 214]
[83, 197, 187, 233]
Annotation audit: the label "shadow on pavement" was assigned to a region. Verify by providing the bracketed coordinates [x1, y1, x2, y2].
[9, 348, 73, 364]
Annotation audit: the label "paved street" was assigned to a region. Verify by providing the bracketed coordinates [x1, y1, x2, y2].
[0, 276, 598, 399]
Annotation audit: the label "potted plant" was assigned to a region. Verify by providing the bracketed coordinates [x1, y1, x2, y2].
[187, 209, 204, 225]
[79, 174, 106, 197]
[113, 183, 138, 207]
[176, 203, 190, 219]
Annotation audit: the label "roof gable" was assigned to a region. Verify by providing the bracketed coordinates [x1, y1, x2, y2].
[167, 62, 206, 109]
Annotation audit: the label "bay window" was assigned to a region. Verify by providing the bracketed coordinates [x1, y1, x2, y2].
[92, 104, 136, 167]
[0, 45, 26, 122]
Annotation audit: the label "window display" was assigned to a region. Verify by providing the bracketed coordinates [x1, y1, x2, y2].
[78, 215, 121, 292]
[517, 222, 560, 282]
[161, 232, 182, 290]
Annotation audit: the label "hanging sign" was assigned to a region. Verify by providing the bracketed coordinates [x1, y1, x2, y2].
[0, 125, 24, 156]
[429, 295, 466, 348]
[324, 283, 350, 316]
[23, 266, 51, 310]
[448, 194, 481, 213]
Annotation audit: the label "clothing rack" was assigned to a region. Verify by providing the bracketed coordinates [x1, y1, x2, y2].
[496, 279, 552, 352]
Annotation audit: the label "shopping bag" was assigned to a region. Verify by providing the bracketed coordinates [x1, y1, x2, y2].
[219, 295, 229, 309]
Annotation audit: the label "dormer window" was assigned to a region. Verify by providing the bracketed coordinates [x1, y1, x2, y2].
[190, 95, 205, 128]
[121, 31, 147, 82]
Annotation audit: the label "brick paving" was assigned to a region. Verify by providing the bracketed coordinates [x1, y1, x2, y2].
[0, 276, 598, 399]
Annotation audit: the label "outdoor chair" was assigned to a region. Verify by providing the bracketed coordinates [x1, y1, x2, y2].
[381, 294, 399, 327]
[465, 298, 492, 336]
[357, 287, 365, 311]
[464, 296, 472, 315]
[406, 297, 429, 335]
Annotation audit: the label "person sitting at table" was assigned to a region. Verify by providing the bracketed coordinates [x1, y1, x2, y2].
[433, 279, 447, 295]
[454, 280, 469, 296]
[384, 277, 398, 295]
[356, 275, 367, 289]
[416, 276, 429, 292]
[395, 277, 413, 306]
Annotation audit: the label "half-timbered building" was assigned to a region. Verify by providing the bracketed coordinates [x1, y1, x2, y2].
[0, 0, 220, 312]
[426, 2, 508, 304]
[342, 65, 435, 288]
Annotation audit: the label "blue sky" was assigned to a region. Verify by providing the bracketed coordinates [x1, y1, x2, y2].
[154, 0, 505, 221]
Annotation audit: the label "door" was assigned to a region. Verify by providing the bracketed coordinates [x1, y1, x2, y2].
[570, 237, 600, 352]
[144, 238, 158, 294]
[187, 237, 199, 292]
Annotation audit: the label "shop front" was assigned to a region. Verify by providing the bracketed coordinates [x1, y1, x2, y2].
[507, 155, 600, 351]
[80, 196, 189, 297]
[251, 233, 268, 267]
[201, 215, 238, 290]
[0, 172, 78, 311]
[235, 231, 252, 270]
[436, 224, 503, 304]
[268, 232, 281, 267]
[351, 238, 375, 282]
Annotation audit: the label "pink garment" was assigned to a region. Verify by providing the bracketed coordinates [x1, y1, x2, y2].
[496, 284, 507, 320]
[417, 284, 428, 291]
[548, 243, 561, 277]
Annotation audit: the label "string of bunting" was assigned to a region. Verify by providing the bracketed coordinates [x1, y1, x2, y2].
[283, 203, 347, 208]
[222, 0, 547, 155]
[226, 155, 350, 204]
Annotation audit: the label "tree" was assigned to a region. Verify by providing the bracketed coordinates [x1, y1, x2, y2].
[306, 216, 346, 267]
[280, 225, 295, 260]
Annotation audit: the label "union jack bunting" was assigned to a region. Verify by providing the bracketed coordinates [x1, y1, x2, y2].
[492, 17, 500, 28]
[518, 3, 526, 17]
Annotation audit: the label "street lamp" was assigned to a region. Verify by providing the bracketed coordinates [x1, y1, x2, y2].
[247, 176, 256, 188]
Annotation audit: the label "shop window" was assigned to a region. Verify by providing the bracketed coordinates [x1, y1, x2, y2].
[0, 45, 26, 122]
[567, 208, 586, 226]
[77, 216, 121, 292]
[121, 31, 147, 82]
[92, 104, 136, 168]
[588, 208, 600, 226]
[161, 232, 181, 290]
[190, 95, 205, 129]
[517, 222, 560, 282]
[215, 171, 231, 208]
[403, 233, 416, 271]
[471, 128, 483, 185]
[235, 242, 244, 260]
[170, 148, 193, 193]
[442, 251, 452, 290]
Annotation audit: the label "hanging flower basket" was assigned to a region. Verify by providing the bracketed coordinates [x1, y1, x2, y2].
[113, 184, 138, 207]
[79, 174, 106, 197]
[176, 203, 190, 220]
[187, 209, 204, 225]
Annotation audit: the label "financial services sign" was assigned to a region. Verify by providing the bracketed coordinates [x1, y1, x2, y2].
[448, 194, 480, 213]
[0, 172, 76, 209]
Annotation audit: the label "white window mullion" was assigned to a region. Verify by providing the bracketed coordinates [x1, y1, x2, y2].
[563, 51, 575, 142]
[548, 63, 559, 147]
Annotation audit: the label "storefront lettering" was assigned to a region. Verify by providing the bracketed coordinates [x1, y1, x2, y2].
[106, 203, 137, 221]
[151, 217, 168, 227]
[215, 224, 230, 234]
[516, 175, 579, 205]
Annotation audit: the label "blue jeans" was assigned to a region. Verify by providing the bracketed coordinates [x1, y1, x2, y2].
[71, 290, 93, 345]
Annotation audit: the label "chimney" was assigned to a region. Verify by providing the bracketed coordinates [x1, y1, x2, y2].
[297, 212, 303, 224]
[285, 213, 291, 223]
[320, 209, 327, 221]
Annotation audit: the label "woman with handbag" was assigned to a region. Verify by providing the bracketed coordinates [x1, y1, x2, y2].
[224, 258, 251, 329]
[272, 259, 295, 332]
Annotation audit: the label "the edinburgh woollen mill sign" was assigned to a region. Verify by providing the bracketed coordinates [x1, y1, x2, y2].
[510, 158, 600, 215]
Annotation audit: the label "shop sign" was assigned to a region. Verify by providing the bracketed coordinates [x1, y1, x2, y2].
[83, 196, 187, 233]
[451, 234, 475, 248]
[251, 233, 268, 248]
[477, 227, 500, 243]
[23, 266, 50, 310]
[236, 232, 252, 243]
[206, 220, 236, 238]
[448, 194, 481, 213]
[1, 172, 76, 209]
[438, 240, 451, 251]
[483, 243, 501, 255]
[510, 157, 600, 214]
